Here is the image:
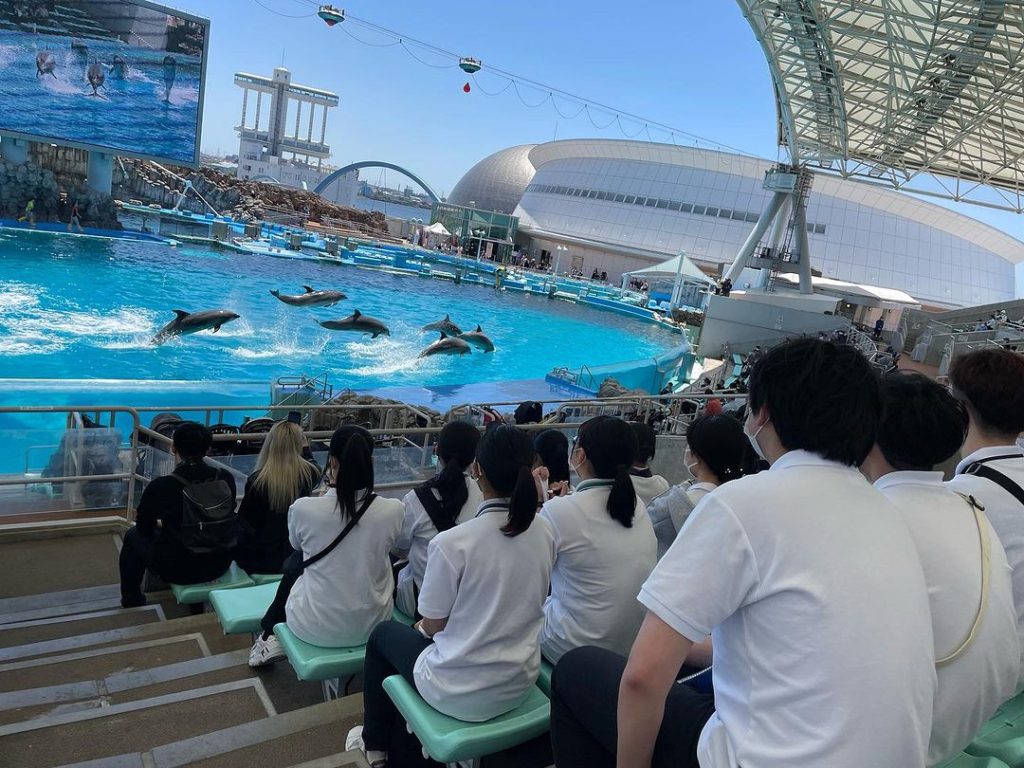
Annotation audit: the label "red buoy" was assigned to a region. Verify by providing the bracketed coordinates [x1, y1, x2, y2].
[463, 82, 471, 93]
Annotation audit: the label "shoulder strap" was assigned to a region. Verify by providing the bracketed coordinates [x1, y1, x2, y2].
[301, 492, 377, 569]
[965, 461, 1024, 507]
[937, 494, 991, 667]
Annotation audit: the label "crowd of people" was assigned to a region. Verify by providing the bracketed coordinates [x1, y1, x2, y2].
[117, 340, 1024, 768]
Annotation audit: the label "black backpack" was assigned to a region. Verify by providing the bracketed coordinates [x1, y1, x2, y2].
[171, 471, 239, 555]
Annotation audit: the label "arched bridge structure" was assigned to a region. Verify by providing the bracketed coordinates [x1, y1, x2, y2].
[313, 161, 441, 203]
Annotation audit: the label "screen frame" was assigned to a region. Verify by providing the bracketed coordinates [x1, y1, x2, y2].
[0, 0, 210, 167]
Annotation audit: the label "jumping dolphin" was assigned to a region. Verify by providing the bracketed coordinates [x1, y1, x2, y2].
[270, 285, 347, 308]
[318, 309, 390, 338]
[419, 334, 471, 358]
[109, 55, 128, 79]
[421, 314, 462, 338]
[162, 55, 176, 102]
[152, 309, 240, 345]
[458, 325, 495, 353]
[35, 52, 56, 78]
[86, 60, 105, 95]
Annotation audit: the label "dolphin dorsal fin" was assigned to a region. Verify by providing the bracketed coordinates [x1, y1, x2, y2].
[353, 309, 361, 318]
[303, 285, 314, 293]
[444, 314, 450, 320]
[475, 325, 482, 332]
[438, 333, 445, 341]
[172, 309, 189, 319]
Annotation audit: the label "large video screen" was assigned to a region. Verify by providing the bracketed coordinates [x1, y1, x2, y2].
[0, 0, 208, 165]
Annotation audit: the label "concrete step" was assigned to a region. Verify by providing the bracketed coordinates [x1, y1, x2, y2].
[53, 697, 369, 768]
[0, 678, 275, 768]
[0, 534, 122, 599]
[0, 605, 163, 649]
[0, 612, 248, 663]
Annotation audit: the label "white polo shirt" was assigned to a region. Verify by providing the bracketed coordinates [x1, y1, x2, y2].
[394, 476, 482, 617]
[948, 446, 1024, 689]
[630, 472, 671, 510]
[540, 479, 657, 663]
[876, 471, 1020, 766]
[646, 481, 716, 558]
[414, 499, 555, 722]
[640, 450, 936, 768]
[285, 490, 404, 647]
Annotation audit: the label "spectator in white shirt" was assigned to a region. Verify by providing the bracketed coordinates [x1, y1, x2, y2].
[394, 421, 482, 618]
[646, 413, 754, 556]
[541, 416, 657, 663]
[550, 338, 936, 768]
[249, 425, 404, 667]
[946, 348, 1024, 688]
[628, 422, 670, 508]
[351, 424, 555, 768]
[862, 371, 1020, 766]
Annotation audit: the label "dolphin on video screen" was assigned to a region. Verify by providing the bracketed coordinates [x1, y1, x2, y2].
[152, 309, 240, 345]
[270, 286, 347, 308]
[317, 309, 390, 338]
[35, 51, 56, 78]
[419, 334, 471, 358]
[162, 55, 176, 102]
[421, 314, 462, 338]
[86, 60, 105, 95]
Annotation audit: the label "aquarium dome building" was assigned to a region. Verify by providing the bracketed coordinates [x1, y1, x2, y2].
[449, 139, 1024, 309]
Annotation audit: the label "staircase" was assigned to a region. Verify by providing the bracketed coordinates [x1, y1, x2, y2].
[0, 523, 369, 767]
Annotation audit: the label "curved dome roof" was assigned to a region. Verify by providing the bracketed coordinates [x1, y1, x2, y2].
[448, 144, 537, 214]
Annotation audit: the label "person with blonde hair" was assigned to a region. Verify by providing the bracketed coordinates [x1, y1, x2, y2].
[235, 420, 320, 575]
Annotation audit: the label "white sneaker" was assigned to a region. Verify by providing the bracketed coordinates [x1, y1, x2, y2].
[248, 633, 285, 668]
[346, 725, 387, 767]
[345, 725, 365, 752]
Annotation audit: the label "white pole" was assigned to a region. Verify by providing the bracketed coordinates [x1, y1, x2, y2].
[670, 252, 686, 310]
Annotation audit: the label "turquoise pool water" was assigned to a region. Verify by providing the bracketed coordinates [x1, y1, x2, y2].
[0, 229, 670, 402]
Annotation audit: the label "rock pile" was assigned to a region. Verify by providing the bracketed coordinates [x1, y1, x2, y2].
[0, 156, 119, 228]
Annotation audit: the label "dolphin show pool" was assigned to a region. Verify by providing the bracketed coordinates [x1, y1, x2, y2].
[0, 229, 677, 411]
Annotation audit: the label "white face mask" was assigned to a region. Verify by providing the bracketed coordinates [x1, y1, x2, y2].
[684, 449, 699, 478]
[744, 419, 769, 462]
[569, 447, 584, 475]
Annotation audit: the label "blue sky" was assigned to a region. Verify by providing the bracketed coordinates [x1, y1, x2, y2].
[176, 0, 1024, 292]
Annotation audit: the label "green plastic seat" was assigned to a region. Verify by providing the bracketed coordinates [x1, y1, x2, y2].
[169, 562, 254, 605]
[965, 692, 1024, 768]
[392, 607, 415, 626]
[274, 622, 367, 681]
[210, 582, 278, 634]
[936, 754, 1010, 768]
[382, 675, 551, 764]
[250, 573, 284, 585]
[537, 660, 554, 697]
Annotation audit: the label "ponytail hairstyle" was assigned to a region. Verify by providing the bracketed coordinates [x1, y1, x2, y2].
[686, 413, 754, 484]
[328, 425, 375, 521]
[576, 416, 638, 527]
[415, 421, 481, 532]
[533, 429, 571, 484]
[476, 424, 538, 537]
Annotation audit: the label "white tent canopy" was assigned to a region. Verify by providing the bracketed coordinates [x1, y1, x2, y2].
[623, 253, 715, 285]
[422, 222, 450, 236]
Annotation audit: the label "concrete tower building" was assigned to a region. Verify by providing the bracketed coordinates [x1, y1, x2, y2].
[234, 67, 356, 203]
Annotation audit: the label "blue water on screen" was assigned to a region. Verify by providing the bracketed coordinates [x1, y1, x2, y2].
[0, 30, 200, 163]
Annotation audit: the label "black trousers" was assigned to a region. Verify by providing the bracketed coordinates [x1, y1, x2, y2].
[550, 646, 716, 768]
[119, 526, 154, 607]
[361, 621, 433, 755]
[259, 548, 303, 637]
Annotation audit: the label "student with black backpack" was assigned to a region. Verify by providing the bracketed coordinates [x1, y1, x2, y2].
[119, 421, 238, 608]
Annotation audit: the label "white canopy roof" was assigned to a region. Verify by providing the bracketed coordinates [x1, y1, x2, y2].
[422, 222, 451, 236]
[777, 274, 921, 309]
[738, 1, 1024, 209]
[622, 253, 715, 284]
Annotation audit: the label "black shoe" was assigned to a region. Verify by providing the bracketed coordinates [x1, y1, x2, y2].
[121, 596, 146, 609]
